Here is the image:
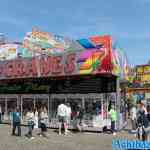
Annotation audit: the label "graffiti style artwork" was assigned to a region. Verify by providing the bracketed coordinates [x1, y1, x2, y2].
[0, 43, 20, 60]
[0, 28, 129, 79]
[77, 35, 112, 74]
[19, 28, 82, 57]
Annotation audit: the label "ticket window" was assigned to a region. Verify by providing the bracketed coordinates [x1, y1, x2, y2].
[84, 98, 103, 127]
[35, 97, 49, 121]
[35, 97, 48, 111]
[51, 98, 65, 119]
[22, 98, 34, 120]
[7, 98, 18, 121]
[66, 98, 82, 120]
[0, 98, 6, 120]
[84, 99, 102, 119]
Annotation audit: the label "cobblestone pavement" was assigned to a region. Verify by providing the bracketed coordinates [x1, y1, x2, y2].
[0, 124, 135, 150]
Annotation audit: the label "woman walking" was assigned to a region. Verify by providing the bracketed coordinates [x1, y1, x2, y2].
[26, 108, 35, 139]
[39, 107, 48, 137]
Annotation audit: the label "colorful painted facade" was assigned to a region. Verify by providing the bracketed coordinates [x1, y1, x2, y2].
[0, 28, 129, 80]
[136, 65, 150, 83]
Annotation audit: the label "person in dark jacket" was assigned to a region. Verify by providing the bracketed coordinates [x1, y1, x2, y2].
[76, 104, 84, 132]
[11, 108, 21, 136]
[137, 109, 149, 141]
[147, 105, 150, 122]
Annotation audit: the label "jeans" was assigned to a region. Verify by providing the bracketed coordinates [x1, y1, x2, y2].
[131, 119, 137, 130]
[111, 121, 115, 133]
[12, 122, 21, 136]
[27, 125, 34, 138]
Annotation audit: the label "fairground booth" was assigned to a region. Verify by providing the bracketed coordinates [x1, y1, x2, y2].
[0, 29, 129, 131]
[126, 64, 150, 105]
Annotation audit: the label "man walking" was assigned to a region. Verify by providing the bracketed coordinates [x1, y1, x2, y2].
[57, 102, 67, 135]
[130, 104, 137, 132]
[12, 108, 21, 136]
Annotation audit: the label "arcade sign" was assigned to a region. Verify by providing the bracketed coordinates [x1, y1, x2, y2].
[0, 52, 112, 79]
[136, 65, 150, 82]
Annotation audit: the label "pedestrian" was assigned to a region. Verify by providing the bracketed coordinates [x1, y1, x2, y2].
[130, 105, 137, 132]
[109, 105, 117, 136]
[66, 103, 71, 133]
[76, 104, 84, 132]
[57, 102, 67, 135]
[137, 109, 149, 141]
[11, 108, 21, 136]
[147, 105, 150, 122]
[39, 107, 48, 137]
[141, 102, 147, 115]
[26, 108, 35, 139]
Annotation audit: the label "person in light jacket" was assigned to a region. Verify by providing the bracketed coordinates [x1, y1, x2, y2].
[39, 107, 48, 137]
[26, 108, 35, 139]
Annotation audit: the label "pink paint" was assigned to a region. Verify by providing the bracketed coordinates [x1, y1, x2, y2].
[78, 49, 98, 62]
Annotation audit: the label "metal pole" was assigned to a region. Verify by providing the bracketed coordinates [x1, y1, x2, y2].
[21, 95, 23, 122]
[116, 77, 120, 131]
[82, 96, 85, 109]
[5, 96, 7, 121]
[34, 95, 36, 109]
[48, 95, 50, 123]
[101, 94, 103, 120]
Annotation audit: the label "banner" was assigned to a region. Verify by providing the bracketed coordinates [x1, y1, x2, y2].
[136, 65, 150, 82]
[0, 43, 19, 60]
[0, 29, 119, 79]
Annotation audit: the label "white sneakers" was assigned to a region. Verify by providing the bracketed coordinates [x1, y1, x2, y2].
[58, 132, 68, 135]
[113, 132, 116, 136]
[30, 137, 35, 140]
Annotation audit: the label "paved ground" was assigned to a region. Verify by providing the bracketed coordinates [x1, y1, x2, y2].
[0, 124, 135, 150]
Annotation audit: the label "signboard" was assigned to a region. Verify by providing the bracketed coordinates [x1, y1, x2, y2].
[0, 29, 115, 79]
[145, 93, 150, 99]
[137, 66, 143, 74]
[136, 65, 150, 82]
[0, 51, 113, 79]
[0, 43, 19, 60]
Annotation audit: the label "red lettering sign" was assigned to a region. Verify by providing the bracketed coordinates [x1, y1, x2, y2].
[40, 56, 51, 76]
[2, 54, 77, 78]
[13, 60, 25, 76]
[0, 64, 4, 78]
[51, 56, 63, 75]
[23, 58, 38, 77]
[5, 61, 15, 77]
[64, 53, 76, 74]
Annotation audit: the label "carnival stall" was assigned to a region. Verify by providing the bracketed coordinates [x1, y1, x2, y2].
[0, 28, 129, 131]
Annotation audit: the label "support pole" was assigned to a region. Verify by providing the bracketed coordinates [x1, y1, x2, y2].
[5, 96, 7, 120]
[48, 95, 50, 123]
[21, 96, 23, 122]
[82, 97, 85, 109]
[33, 96, 36, 109]
[116, 77, 120, 131]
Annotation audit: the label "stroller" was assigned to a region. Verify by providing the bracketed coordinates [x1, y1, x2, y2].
[136, 110, 148, 141]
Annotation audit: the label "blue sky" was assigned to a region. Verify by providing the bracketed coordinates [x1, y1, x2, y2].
[0, 0, 150, 66]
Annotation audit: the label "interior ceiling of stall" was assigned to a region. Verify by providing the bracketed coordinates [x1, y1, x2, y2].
[0, 74, 116, 94]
